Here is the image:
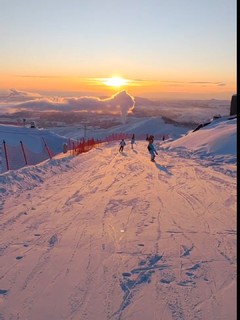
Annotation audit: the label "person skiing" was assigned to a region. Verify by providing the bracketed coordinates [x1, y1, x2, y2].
[148, 140, 158, 162]
[119, 139, 126, 153]
[149, 135, 154, 142]
[130, 134, 135, 149]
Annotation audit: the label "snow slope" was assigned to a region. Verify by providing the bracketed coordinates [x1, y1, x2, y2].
[0, 124, 69, 153]
[165, 116, 236, 158]
[43, 116, 189, 141]
[0, 116, 237, 320]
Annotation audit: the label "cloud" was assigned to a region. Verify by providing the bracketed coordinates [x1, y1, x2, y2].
[0, 88, 42, 102]
[0, 89, 135, 123]
[189, 81, 226, 86]
[16, 75, 61, 79]
[102, 90, 135, 123]
[64, 91, 135, 122]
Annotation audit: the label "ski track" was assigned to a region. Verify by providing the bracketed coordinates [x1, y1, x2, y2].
[0, 142, 236, 320]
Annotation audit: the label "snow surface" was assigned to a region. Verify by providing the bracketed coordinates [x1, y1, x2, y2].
[0, 115, 236, 320]
[0, 125, 69, 154]
[45, 116, 189, 141]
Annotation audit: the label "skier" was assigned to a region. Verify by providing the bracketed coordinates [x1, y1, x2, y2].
[148, 140, 158, 162]
[119, 139, 126, 153]
[149, 135, 154, 142]
[130, 134, 135, 149]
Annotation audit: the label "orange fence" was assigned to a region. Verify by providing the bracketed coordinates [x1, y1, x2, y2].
[1, 132, 168, 173]
[1, 139, 55, 173]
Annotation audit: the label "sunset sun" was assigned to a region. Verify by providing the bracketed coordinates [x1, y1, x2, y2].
[102, 77, 129, 87]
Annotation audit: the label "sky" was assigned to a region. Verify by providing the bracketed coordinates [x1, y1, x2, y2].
[0, 114, 236, 319]
[0, 0, 237, 100]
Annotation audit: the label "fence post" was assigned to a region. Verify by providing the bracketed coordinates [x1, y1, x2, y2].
[72, 142, 75, 155]
[3, 140, 9, 171]
[42, 137, 52, 160]
[20, 141, 28, 165]
[68, 138, 71, 155]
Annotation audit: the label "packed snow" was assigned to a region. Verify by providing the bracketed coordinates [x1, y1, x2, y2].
[0, 114, 236, 320]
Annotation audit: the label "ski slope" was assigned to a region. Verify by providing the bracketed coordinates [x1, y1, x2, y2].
[0, 120, 236, 320]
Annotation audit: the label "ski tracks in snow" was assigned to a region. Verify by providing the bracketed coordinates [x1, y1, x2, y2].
[0, 141, 236, 320]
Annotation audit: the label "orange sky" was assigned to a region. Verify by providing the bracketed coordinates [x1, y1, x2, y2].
[0, 74, 236, 100]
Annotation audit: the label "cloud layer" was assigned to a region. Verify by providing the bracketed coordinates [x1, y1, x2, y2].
[0, 89, 135, 123]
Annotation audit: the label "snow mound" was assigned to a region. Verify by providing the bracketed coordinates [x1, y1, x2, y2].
[162, 116, 236, 163]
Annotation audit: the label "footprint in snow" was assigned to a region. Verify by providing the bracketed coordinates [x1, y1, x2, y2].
[0, 289, 8, 295]
[48, 234, 58, 247]
[178, 279, 196, 287]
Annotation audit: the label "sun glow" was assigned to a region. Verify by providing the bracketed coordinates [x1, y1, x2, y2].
[102, 77, 129, 87]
